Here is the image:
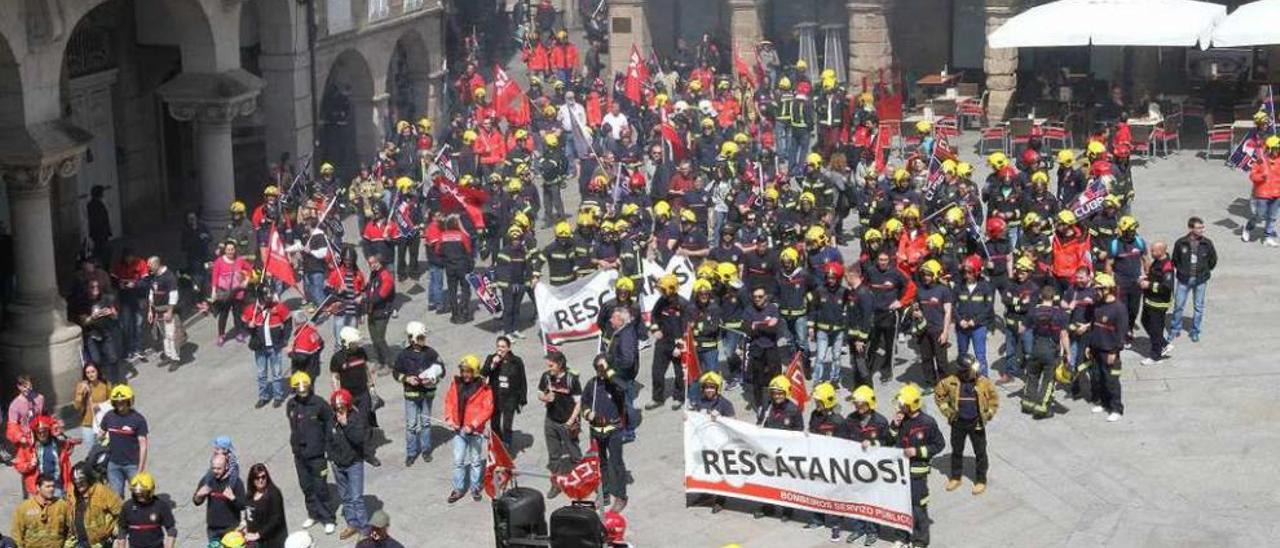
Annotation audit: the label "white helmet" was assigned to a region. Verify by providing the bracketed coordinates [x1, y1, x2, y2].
[673, 100, 690, 112]
[339, 326, 362, 346]
[698, 99, 717, 117]
[406, 321, 427, 340]
[284, 531, 315, 548]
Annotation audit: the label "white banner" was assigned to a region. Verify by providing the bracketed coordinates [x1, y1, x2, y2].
[534, 256, 696, 345]
[683, 412, 914, 531]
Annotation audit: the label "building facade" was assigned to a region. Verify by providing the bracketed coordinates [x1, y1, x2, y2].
[0, 0, 445, 405]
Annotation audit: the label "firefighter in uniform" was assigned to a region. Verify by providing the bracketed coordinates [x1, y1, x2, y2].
[804, 383, 847, 541]
[775, 247, 812, 371]
[998, 257, 1039, 384]
[888, 384, 945, 548]
[541, 221, 579, 287]
[1086, 273, 1128, 422]
[809, 261, 847, 385]
[752, 375, 804, 521]
[286, 372, 337, 534]
[117, 472, 178, 548]
[539, 133, 569, 227]
[688, 372, 733, 513]
[646, 274, 691, 410]
[1022, 285, 1069, 418]
[690, 279, 723, 376]
[935, 355, 999, 495]
[226, 201, 254, 261]
[844, 385, 888, 544]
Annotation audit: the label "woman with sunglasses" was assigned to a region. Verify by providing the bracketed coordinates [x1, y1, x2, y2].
[244, 463, 288, 547]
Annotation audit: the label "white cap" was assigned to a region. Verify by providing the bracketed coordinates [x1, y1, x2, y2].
[405, 321, 427, 339]
[284, 531, 315, 548]
[339, 326, 362, 346]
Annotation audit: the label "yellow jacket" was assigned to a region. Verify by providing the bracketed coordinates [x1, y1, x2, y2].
[10, 497, 69, 548]
[65, 483, 123, 545]
[934, 375, 1000, 423]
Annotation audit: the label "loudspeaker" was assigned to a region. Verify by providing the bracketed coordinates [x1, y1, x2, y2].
[493, 487, 547, 547]
[549, 501, 605, 548]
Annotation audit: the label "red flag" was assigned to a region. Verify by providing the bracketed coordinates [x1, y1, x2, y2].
[681, 327, 701, 389]
[734, 49, 756, 88]
[435, 176, 487, 230]
[659, 122, 687, 163]
[784, 352, 808, 410]
[873, 127, 889, 173]
[553, 438, 602, 500]
[483, 434, 516, 499]
[624, 46, 644, 104]
[492, 65, 527, 125]
[259, 227, 298, 287]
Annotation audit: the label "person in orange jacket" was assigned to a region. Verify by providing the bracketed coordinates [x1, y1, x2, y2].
[549, 30, 579, 84]
[1244, 135, 1280, 246]
[523, 34, 550, 78]
[473, 118, 508, 178]
[12, 415, 77, 497]
[442, 354, 494, 503]
[1051, 210, 1093, 291]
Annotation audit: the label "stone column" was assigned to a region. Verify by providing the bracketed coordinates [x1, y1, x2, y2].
[727, 0, 764, 54]
[157, 70, 264, 236]
[258, 51, 314, 165]
[0, 121, 91, 407]
[984, 0, 1020, 122]
[607, 0, 650, 76]
[847, 0, 893, 91]
[428, 68, 448, 122]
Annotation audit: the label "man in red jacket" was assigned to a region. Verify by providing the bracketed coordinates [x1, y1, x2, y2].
[1244, 135, 1280, 246]
[443, 354, 494, 503]
[549, 30, 578, 84]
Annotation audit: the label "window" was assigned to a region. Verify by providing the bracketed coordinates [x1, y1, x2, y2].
[403, 0, 424, 12]
[368, 0, 391, 21]
[327, 0, 354, 34]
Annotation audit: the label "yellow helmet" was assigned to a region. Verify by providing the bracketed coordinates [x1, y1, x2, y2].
[654, 93, 669, 106]
[1031, 171, 1050, 185]
[1015, 256, 1036, 272]
[813, 382, 837, 410]
[417, 117, 432, 131]
[765, 187, 780, 201]
[599, 220, 617, 233]
[1054, 360, 1074, 384]
[920, 259, 943, 277]
[693, 278, 714, 294]
[1267, 135, 1280, 149]
[851, 385, 877, 410]
[109, 384, 134, 401]
[1103, 194, 1123, 208]
[987, 151, 1009, 169]
[556, 29, 569, 39]
[896, 383, 924, 412]
[680, 209, 698, 223]
[777, 77, 792, 90]
[221, 531, 247, 548]
[926, 233, 945, 251]
[653, 200, 672, 219]
[805, 225, 827, 246]
[715, 262, 738, 283]
[1255, 110, 1271, 123]
[658, 273, 680, 293]
[779, 247, 800, 264]
[514, 128, 529, 140]
[289, 371, 312, 388]
[689, 80, 703, 92]
[554, 221, 573, 238]
[902, 205, 921, 220]
[229, 201, 247, 214]
[459, 174, 474, 187]
[1056, 209, 1078, 226]
[1094, 272, 1116, 289]
[697, 261, 718, 280]
[892, 168, 910, 182]
[768, 375, 792, 394]
[263, 185, 280, 197]
[543, 104, 557, 117]
[473, 87, 487, 99]
[884, 218, 904, 235]
[1056, 149, 1076, 165]
[734, 132, 750, 145]
[320, 162, 335, 174]
[956, 162, 974, 178]
[1086, 141, 1106, 156]
[799, 192, 817, 206]
[513, 212, 531, 229]
[460, 354, 481, 372]
[615, 277, 636, 293]
[1023, 211, 1042, 227]
[720, 141, 740, 157]
[915, 120, 933, 134]
[619, 203, 639, 218]
[941, 158, 958, 176]
[859, 92, 874, 106]
[577, 211, 597, 226]
[820, 68, 836, 80]
[396, 177, 414, 192]
[700, 371, 725, 390]
[863, 227, 883, 242]
[544, 133, 560, 147]
[806, 152, 823, 168]
[462, 130, 478, 144]
[129, 472, 156, 494]
[1117, 215, 1139, 232]
[506, 178, 523, 193]
[944, 207, 964, 224]
[507, 225, 524, 238]
[395, 120, 411, 132]
[795, 59, 808, 70]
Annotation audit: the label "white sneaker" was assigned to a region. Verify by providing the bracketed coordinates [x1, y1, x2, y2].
[1163, 343, 1174, 356]
[1267, 236, 1280, 247]
[1091, 405, 1105, 413]
[1141, 357, 1156, 366]
[301, 519, 316, 528]
[1242, 228, 1252, 242]
[1106, 412, 1122, 422]
[324, 523, 336, 535]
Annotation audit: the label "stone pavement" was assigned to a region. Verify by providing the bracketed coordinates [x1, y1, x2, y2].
[7, 135, 1280, 547]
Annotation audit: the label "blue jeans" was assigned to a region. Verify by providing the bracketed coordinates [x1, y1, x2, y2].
[333, 462, 367, 533]
[107, 462, 139, 498]
[616, 377, 639, 439]
[119, 302, 143, 355]
[787, 316, 809, 364]
[955, 326, 989, 376]
[331, 314, 358, 345]
[813, 330, 845, 384]
[712, 211, 728, 239]
[790, 129, 813, 173]
[1006, 225, 1022, 251]
[1247, 197, 1280, 237]
[405, 397, 434, 458]
[1001, 325, 1031, 377]
[305, 272, 327, 307]
[428, 266, 445, 309]
[774, 121, 792, 163]
[255, 348, 287, 402]
[451, 432, 484, 492]
[720, 330, 745, 383]
[1168, 278, 1207, 339]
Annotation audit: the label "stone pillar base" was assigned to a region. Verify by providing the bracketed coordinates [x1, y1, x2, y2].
[1, 305, 83, 409]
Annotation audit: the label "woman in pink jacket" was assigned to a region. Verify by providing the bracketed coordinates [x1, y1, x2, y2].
[209, 240, 252, 345]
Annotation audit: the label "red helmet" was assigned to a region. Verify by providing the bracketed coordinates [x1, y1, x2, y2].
[31, 415, 58, 434]
[1090, 160, 1113, 177]
[998, 165, 1017, 179]
[823, 261, 845, 280]
[985, 216, 1006, 238]
[1021, 148, 1040, 167]
[963, 254, 983, 274]
[629, 171, 646, 190]
[603, 510, 627, 543]
[330, 389, 354, 408]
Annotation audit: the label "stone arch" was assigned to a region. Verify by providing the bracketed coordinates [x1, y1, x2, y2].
[386, 28, 432, 128]
[318, 48, 377, 181]
[0, 30, 22, 129]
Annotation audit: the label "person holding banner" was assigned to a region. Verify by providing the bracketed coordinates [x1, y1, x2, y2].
[843, 385, 890, 545]
[751, 375, 804, 521]
[803, 383, 849, 541]
[888, 384, 945, 548]
[688, 371, 734, 513]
